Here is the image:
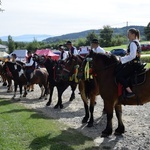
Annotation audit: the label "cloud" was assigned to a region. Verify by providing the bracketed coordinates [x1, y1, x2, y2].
[0, 0, 149, 36]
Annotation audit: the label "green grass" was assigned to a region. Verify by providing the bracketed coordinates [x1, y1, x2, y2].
[0, 99, 96, 150]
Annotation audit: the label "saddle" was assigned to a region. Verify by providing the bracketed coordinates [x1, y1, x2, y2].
[117, 62, 147, 97]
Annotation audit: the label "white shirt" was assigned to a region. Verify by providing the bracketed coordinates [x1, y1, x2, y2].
[59, 51, 68, 61]
[25, 57, 34, 66]
[69, 46, 79, 56]
[92, 46, 105, 54]
[120, 39, 140, 64]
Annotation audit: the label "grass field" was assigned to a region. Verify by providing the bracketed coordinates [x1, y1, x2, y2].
[0, 99, 96, 150]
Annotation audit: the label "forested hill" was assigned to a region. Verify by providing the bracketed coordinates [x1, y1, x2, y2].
[43, 25, 145, 43]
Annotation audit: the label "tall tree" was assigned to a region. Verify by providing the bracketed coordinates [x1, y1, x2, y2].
[100, 25, 113, 47]
[144, 22, 150, 40]
[86, 31, 98, 45]
[8, 35, 15, 53]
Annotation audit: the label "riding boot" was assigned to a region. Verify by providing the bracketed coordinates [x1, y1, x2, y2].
[126, 92, 135, 98]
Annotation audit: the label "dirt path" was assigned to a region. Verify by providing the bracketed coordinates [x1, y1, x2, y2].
[0, 83, 150, 150]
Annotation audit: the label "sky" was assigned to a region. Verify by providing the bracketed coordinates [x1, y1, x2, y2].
[0, 0, 149, 36]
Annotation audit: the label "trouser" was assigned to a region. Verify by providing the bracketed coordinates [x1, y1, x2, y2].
[25, 69, 34, 83]
[116, 63, 138, 88]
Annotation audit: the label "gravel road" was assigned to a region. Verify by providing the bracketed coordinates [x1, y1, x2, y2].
[0, 82, 150, 150]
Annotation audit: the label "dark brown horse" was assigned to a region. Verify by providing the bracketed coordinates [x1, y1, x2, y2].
[33, 54, 77, 108]
[0, 61, 13, 92]
[61, 54, 102, 127]
[3, 61, 49, 100]
[85, 50, 149, 137]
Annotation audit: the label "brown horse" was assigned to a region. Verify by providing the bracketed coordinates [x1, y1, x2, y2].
[85, 50, 149, 137]
[3, 61, 49, 100]
[61, 54, 102, 127]
[0, 61, 13, 92]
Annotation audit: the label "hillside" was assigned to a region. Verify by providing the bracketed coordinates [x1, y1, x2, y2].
[0, 34, 52, 42]
[43, 25, 145, 43]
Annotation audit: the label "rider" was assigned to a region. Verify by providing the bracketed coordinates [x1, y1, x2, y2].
[11, 54, 20, 63]
[116, 28, 141, 98]
[58, 44, 68, 61]
[91, 38, 105, 53]
[66, 41, 79, 55]
[25, 50, 35, 86]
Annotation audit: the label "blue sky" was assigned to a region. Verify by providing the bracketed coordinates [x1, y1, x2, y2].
[0, 0, 149, 36]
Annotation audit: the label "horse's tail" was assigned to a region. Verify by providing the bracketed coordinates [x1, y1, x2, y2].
[85, 79, 95, 99]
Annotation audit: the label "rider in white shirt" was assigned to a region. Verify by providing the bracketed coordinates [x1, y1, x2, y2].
[66, 41, 78, 55]
[58, 45, 68, 61]
[91, 39, 105, 54]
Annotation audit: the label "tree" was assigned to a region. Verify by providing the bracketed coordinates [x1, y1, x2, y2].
[86, 31, 98, 45]
[144, 22, 150, 40]
[99, 25, 113, 47]
[8, 35, 15, 53]
[26, 39, 40, 52]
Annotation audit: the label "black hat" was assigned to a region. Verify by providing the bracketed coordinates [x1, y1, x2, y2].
[11, 54, 17, 58]
[91, 39, 99, 44]
[58, 44, 65, 49]
[66, 41, 72, 45]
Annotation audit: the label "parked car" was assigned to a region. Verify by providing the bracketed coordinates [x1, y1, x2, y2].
[110, 49, 126, 56]
[141, 44, 150, 51]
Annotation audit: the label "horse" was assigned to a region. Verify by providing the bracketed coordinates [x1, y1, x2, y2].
[60, 54, 103, 127]
[33, 54, 77, 109]
[84, 50, 150, 137]
[0, 61, 13, 92]
[3, 61, 49, 100]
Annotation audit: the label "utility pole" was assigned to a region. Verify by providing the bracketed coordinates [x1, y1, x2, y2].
[126, 21, 128, 27]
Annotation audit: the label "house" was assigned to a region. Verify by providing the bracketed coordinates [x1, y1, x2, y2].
[10, 49, 28, 62]
[0, 44, 8, 52]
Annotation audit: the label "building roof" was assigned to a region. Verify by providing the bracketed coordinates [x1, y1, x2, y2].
[0, 44, 7, 49]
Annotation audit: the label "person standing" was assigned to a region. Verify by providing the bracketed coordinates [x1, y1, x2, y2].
[66, 41, 78, 55]
[116, 28, 141, 98]
[91, 38, 105, 53]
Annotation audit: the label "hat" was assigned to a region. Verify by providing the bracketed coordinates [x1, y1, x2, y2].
[91, 39, 99, 44]
[58, 44, 65, 49]
[11, 54, 17, 58]
[66, 41, 72, 45]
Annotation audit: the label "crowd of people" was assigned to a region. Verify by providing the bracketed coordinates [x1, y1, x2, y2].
[1, 28, 142, 98]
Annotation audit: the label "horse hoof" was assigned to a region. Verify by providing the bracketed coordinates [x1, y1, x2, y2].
[114, 127, 125, 136]
[54, 105, 59, 109]
[101, 129, 112, 137]
[87, 122, 93, 127]
[82, 117, 88, 123]
[60, 105, 63, 109]
[46, 102, 50, 106]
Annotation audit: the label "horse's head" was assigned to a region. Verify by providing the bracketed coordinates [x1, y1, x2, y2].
[85, 50, 119, 76]
[60, 54, 84, 82]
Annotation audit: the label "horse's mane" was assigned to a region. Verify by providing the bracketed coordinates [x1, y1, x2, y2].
[88, 51, 118, 66]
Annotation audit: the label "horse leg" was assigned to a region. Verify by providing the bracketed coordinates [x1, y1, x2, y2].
[79, 81, 89, 123]
[39, 85, 44, 99]
[19, 84, 23, 100]
[54, 87, 64, 109]
[43, 83, 48, 100]
[87, 96, 96, 127]
[23, 85, 28, 97]
[101, 101, 114, 137]
[46, 85, 54, 106]
[7, 79, 13, 93]
[114, 104, 125, 135]
[69, 84, 77, 101]
[12, 83, 17, 99]
[82, 101, 89, 123]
